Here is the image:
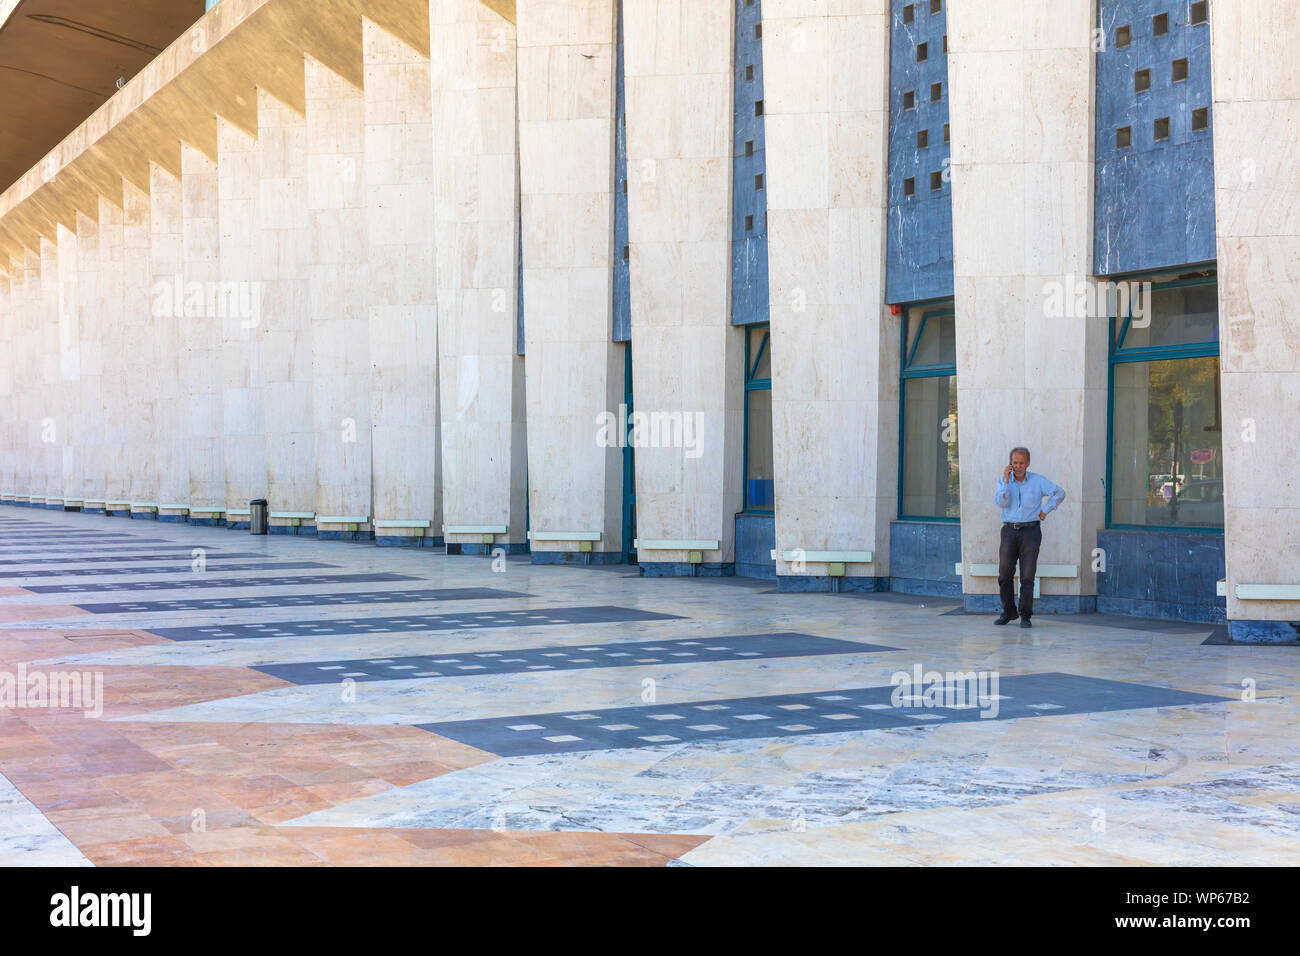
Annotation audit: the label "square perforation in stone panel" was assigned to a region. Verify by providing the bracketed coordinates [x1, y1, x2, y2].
[1134, 69, 1151, 93]
[1154, 116, 1170, 141]
[1172, 58, 1188, 83]
[754, 100, 763, 116]
[904, 177, 916, 197]
[1191, 1, 1207, 25]
[1192, 107, 1209, 131]
[930, 82, 942, 102]
[745, 64, 753, 81]
[930, 0, 941, 13]
[1116, 24, 1131, 47]
[1153, 12, 1168, 36]
[903, 90, 916, 110]
[943, 123, 949, 143]
[929, 171, 942, 191]
[917, 42, 928, 62]
[754, 173, 763, 191]
[917, 129, 929, 149]
[1116, 125, 1132, 149]
[903, 3, 914, 24]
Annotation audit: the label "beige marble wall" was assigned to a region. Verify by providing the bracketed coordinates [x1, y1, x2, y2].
[947, 0, 1103, 603]
[364, 19, 441, 531]
[431, 0, 529, 548]
[1210, 0, 1300, 624]
[517, 0, 624, 557]
[257, 90, 314, 516]
[624, 0, 742, 565]
[307, 57, 372, 525]
[216, 117, 266, 512]
[763, 0, 896, 581]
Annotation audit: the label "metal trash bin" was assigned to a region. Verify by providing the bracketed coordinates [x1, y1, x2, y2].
[250, 498, 268, 535]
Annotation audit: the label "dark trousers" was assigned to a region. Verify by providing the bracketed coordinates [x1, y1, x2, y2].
[998, 523, 1042, 618]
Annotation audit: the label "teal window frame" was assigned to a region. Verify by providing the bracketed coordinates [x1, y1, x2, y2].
[743, 323, 774, 514]
[1105, 270, 1223, 533]
[898, 303, 959, 522]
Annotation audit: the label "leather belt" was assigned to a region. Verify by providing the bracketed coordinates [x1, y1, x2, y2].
[1004, 520, 1040, 529]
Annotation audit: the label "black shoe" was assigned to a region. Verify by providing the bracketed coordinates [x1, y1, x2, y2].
[994, 612, 1019, 625]
[1019, 617, 1032, 628]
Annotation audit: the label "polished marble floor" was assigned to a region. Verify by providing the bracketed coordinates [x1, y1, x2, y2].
[0, 504, 1297, 866]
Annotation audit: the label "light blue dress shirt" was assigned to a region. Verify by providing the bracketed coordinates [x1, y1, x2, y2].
[994, 471, 1066, 524]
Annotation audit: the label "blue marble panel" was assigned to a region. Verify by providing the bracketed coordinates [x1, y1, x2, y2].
[777, 575, 889, 593]
[886, 0, 954, 304]
[1095, 0, 1215, 274]
[255, 632, 895, 685]
[735, 514, 776, 580]
[417, 672, 1228, 756]
[889, 519, 962, 596]
[731, 0, 769, 326]
[35, 571, 421, 594]
[612, 0, 631, 343]
[1096, 528, 1225, 623]
[1226, 621, 1300, 645]
[147, 605, 683, 641]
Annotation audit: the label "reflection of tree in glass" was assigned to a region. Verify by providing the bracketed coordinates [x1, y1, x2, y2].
[1145, 356, 1222, 519]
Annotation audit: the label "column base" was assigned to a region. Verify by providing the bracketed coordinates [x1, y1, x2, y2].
[777, 575, 888, 593]
[531, 551, 625, 566]
[448, 542, 528, 555]
[1226, 620, 1300, 644]
[317, 530, 375, 542]
[376, 535, 445, 548]
[640, 562, 734, 577]
[963, 594, 1097, 614]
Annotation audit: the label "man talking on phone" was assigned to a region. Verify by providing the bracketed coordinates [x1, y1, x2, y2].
[993, 446, 1065, 628]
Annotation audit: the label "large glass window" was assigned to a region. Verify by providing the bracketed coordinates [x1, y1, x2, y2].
[899, 305, 959, 519]
[744, 324, 773, 512]
[1109, 275, 1223, 529]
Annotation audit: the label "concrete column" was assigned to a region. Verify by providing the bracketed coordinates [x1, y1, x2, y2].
[75, 212, 103, 509]
[38, 236, 58, 505]
[181, 144, 225, 514]
[306, 57, 372, 536]
[19, 250, 41, 504]
[149, 164, 186, 518]
[363, 19, 442, 546]
[517, 0, 624, 564]
[257, 90, 314, 524]
[0, 271, 10, 499]
[1211, 1, 1300, 641]
[216, 117, 266, 520]
[99, 196, 128, 514]
[55, 224, 80, 505]
[122, 180, 155, 514]
[624, 0, 742, 574]
[431, 0, 528, 553]
[948, 0, 1104, 612]
[763, 0, 897, 591]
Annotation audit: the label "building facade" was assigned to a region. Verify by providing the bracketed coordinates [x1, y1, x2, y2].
[0, 0, 1296, 641]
